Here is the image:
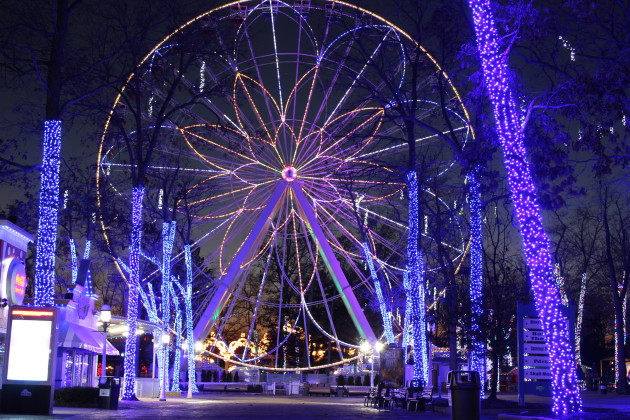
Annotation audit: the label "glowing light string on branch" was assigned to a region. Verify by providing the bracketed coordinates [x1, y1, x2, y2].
[553, 264, 569, 306]
[160, 220, 177, 392]
[169, 281, 182, 392]
[362, 241, 395, 344]
[122, 185, 145, 400]
[70, 239, 78, 284]
[183, 244, 198, 393]
[466, 0, 581, 413]
[575, 273, 587, 366]
[406, 170, 428, 385]
[35, 120, 62, 307]
[468, 171, 486, 395]
[615, 273, 627, 384]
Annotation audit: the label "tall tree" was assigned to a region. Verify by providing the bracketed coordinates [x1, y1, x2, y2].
[465, 0, 581, 414]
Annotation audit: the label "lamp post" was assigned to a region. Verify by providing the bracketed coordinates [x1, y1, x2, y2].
[100, 303, 111, 380]
[159, 332, 170, 401]
[426, 316, 436, 389]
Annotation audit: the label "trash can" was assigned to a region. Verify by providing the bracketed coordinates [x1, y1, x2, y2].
[599, 382, 607, 395]
[448, 371, 480, 420]
[98, 377, 121, 409]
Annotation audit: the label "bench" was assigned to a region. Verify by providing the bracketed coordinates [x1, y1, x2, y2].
[199, 383, 226, 392]
[345, 386, 371, 396]
[307, 383, 331, 396]
[407, 386, 434, 412]
[225, 384, 245, 392]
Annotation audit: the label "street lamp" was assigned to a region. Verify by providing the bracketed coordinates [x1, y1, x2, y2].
[426, 316, 436, 392]
[100, 303, 111, 380]
[159, 332, 170, 401]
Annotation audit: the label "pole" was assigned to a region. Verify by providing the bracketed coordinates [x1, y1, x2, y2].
[101, 322, 108, 379]
[370, 353, 375, 388]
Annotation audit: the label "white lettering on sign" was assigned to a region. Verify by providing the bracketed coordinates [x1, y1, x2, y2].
[523, 318, 542, 329]
[524, 330, 546, 342]
[524, 355, 550, 367]
[524, 369, 552, 380]
[524, 343, 549, 354]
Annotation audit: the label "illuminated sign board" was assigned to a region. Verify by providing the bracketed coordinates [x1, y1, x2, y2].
[3, 307, 57, 385]
[5, 258, 27, 305]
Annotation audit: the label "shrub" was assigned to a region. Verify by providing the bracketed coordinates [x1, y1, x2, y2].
[336, 375, 346, 386]
[347, 376, 355, 386]
[363, 375, 370, 386]
[54, 387, 99, 407]
[374, 374, 380, 386]
[234, 371, 240, 382]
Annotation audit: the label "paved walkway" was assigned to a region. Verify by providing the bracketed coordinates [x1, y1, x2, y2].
[0, 392, 628, 419]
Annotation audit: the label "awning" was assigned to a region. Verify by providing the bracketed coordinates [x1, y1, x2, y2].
[58, 322, 119, 356]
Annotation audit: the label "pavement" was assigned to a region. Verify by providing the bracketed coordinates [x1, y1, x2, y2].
[0, 391, 627, 419]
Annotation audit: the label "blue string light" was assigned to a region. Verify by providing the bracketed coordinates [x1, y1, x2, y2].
[466, 0, 581, 413]
[170, 282, 182, 392]
[362, 242, 394, 344]
[70, 238, 78, 284]
[184, 244, 199, 392]
[122, 185, 145, 400]
[159, 221, 176, 391]
[406, 170, 428, 385]
[468, 171, 486, 396]
[35, 120, 61, 307]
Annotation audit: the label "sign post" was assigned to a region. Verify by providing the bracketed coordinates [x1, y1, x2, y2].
[517, 302, 574, 406]
[1, 306, 57, 415]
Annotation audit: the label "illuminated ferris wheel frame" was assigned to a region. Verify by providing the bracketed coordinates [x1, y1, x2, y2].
[96, 0, 473, 371]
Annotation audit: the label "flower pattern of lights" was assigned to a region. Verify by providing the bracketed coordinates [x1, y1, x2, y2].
[97, 1, 471, 371]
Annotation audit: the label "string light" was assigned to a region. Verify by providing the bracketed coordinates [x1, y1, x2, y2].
[70, 238, 78, 284]
[468, 172, 486, 395]
[362, 242, 394, 344]
[406, 170, 428, 385]
[171, 287, 182, 392]
[35, 120, 62, 307]
[184, 244, 199, 392]
[122, 185, 145, 400]
[467, 0, 581, 413]
[615, 273, 627, 384]
[553, 264, 569, 306]
[575, 273, 587, 366]
[160, 221, 176, 391]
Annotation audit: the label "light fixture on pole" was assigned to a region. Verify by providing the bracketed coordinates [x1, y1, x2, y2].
[426, 316, 436, 389]
[159, 332, 170, 401]
[100, 303, 112, 380]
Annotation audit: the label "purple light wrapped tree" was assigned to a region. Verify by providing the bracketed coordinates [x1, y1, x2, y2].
[466, 0, 581, 414]
[34, 120, 62, 307]
[122, 185, 145, 400]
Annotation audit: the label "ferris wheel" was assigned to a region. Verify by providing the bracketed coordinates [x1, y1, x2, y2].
[97, 0, 471, 371]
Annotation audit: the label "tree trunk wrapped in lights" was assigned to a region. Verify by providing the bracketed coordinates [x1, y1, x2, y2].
[122, 185, 145, 400]
[468, 171, 486, 395]
[406, 170, 428, 385]
[466, 0, 581, 414]
[184, 244, 199, 393]
[34, 120, 62, 307]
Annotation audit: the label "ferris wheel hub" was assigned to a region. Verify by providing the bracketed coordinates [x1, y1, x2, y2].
[281, 166, 297, 182]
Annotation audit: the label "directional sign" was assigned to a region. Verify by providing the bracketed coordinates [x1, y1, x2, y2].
[523, 318, 542, 329]
[524, 369, 552, 380]
[524, 355, 550, 367]
[523, 330, 546, 342]
[524, 343, 549, 354]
